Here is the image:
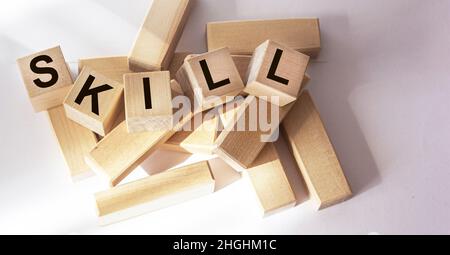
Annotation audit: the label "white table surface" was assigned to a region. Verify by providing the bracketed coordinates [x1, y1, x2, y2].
[1, 0, 449, 234]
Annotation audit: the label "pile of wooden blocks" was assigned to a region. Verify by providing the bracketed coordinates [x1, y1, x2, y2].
[16, 0, 352, 225]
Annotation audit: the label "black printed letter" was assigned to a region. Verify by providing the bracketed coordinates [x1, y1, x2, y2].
[29, 55, 59, 88]
[200, 60, 230, 90]
[143, 77, 152, 109]
[267, 49, 289, 85]
[75, 75, 113, 115]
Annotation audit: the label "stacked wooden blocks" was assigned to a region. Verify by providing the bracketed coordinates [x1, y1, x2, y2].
[16, 0, 351, 224]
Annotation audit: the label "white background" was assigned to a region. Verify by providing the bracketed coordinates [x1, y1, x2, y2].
[1, 0, 450, 234]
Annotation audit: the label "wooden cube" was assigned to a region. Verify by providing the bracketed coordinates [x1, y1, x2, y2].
[182, 54, 250, 83]
[124, 71, 173, 133]
[246, 143, 296, 216]
[64, 66, 123, 136]
[95, 161, 215, 225]
[78, 56, 135, 138]
[282, 91, 352, 210]
[245, 40, 309, 106]
[177, 48, 244, 111]
[128, 0, 192, 71]
[16, 46, 73, 112]
[207, 18, 321, 57]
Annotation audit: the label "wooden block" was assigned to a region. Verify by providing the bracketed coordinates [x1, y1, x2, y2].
[95, 161, 215, 225]
[162, 110, 220, 155]
[17, 46, 73, 112]
[189, 54, 250, 83]
[86, 110, 194, 187]
[47, 105, 98, 181]
[177, 48, 245, 111]
[78, 56, 133, 138]
[182, 111, 220, 154]
[128, 0, 192, 71]
[232, 55, 311, 96]
[168, 52, 192, 80]
[214, 96, 294, 171]
[124, 71, 173, 132]
[64, 66, 123, 136]
[214, 75, 310, 170]
[232, 55, 252, 83]
[244, 40, 309, 106]
[207, 18, 321, 57]
[160, 131, 192, 154]
[216, 97, 245, 130]
[246, 143, 296, 216]
[78, 56, 132, 84]
[170, 79, 184, 98]
[301, 74, 311, 91]
[282, 91, 352, 210]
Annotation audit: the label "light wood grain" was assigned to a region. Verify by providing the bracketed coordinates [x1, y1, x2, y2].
[47, 105, 97, 181]
[95, 161, 215, 225]
[217, 97, 245, 130]
[78, 56, 132, 84]
[168, 52, 192, 80]
[246, 143, 296, 216]
[124, 71, 173, 132]
[207, 18, 321, 57]
[214, 96, 294, 171]
[282, 91, 352, 210]
[128, 0, 192, 71]
[162, 110, 220, 155]
[232, 55, 252, 83]
[170, 79, 184, 98]
[160, 131, 192, 154]
[214, 76, 310, 171]
[86, 109, 194, 187]
[64, 66, 123, 136]
[78, 56, 134, 137]
[245, 40, 310, 106]
[17, 46, 73, 112]
[177, 48, 245, 111]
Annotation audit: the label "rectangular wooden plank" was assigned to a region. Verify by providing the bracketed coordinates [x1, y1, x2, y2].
[95, 161, 215, 225]
[281, 91, 352, 210]
[207, 19, 321, 57]
[85, 111, 194, 187]
[128, 0, 192, 71]
[47, 105, 98, 181]
[246, 143, 296, 216]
